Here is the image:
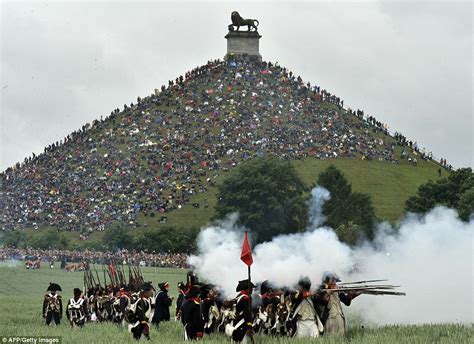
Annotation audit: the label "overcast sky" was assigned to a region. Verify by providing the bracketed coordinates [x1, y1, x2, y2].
[1, 0, 472, 170]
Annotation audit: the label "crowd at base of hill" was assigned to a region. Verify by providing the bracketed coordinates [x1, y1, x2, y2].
[1, 56, 450, 233]
[0, 247, 189, 269]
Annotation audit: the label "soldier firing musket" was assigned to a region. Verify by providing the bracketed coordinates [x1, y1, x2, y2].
[316, 272, 405, 336]
[287, 276, 324, 338]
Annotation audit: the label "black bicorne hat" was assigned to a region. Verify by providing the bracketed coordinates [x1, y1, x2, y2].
[73, 288, 82, 295]
[47, 283, 62, 292]
[236, 279, 256, 292]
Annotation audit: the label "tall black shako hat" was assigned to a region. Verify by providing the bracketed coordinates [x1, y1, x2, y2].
[47, 283, 62, 292]
[141, 282, 155, 292]
[199, 284, 214, 296]
[187, 271, 199, 285]
[260, 280, 274, 294]
[236, 279, 256, 292]
[158, 282, 169, 291]
[73, 288, 82, 296]
[187, 286, 200, 298]
[298, 276, 311, 291]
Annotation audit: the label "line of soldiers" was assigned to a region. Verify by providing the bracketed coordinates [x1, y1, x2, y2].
[175, 271, 360, 342]
[42, 277, 173, 341]
[42, 271, 360, 341]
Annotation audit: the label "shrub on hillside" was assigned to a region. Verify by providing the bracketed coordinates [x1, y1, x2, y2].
[405, 167, 473, 220]
[133, 226, 199, 253]
[214, 157, 308, 244]
[317, 165, 376, 244]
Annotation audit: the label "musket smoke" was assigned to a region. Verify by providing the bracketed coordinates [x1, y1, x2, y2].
[308, 186, 331, 228]
[188, 187, 473, 325]
[0, 259, 21, 268]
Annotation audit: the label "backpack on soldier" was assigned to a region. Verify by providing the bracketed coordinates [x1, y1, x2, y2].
[224, 294, 245, 337]
[126, 299, 141, 324]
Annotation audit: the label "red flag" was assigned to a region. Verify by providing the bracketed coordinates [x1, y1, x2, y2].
[240, 231, 253, 266]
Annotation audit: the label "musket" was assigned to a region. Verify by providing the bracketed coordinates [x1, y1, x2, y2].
[94, 267, 102, 288]
[115, 265, 120, 287]
[103, 266, 107, 287]
[321, 286, 398, 292]
[132, 265, 139, 285]
[137, 267, 143, 285]
[132, 265, 140, 290]
[121, 265, 127, 286]
[84, 271, 91, 290]
[321, 287, 406, 296]
[90, 269, 97, 287]
[118, 266, 125, 287]
[326, 285, 401, 291]
[89, 271, 94, 289]
[339, 284, 400, 289]
[361, 290, 406, 296]
[106, 266, 115, 287]
[339, 279, 388, 285]
[138, 266, 144, 284]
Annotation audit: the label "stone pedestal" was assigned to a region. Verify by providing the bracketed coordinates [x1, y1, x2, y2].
[224, 31, 262, 61]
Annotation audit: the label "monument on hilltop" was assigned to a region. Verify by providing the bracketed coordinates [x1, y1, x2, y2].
[225, 11, 262, 62]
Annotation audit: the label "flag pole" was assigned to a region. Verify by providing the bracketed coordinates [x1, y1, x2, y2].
[246, 231, 251, 283]
[244, 230, 254, 344]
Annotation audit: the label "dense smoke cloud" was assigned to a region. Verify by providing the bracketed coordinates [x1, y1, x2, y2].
[188, 187, 473, 324]
[349, 207, 473, 324]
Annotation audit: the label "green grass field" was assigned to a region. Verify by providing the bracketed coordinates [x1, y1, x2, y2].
[0, 263, 470, 344]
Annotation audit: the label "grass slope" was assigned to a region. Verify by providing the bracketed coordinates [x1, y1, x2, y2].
[294, 157, 443, 222]
[0, 263, 469, 344]
[133, 156, 443, 228]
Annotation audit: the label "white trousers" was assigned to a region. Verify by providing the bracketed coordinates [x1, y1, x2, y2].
[296, 319, 320, 338]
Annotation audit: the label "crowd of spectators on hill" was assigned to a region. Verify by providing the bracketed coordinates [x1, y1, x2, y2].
[1, 56, 446, 232]
[0, 247, 189, 268]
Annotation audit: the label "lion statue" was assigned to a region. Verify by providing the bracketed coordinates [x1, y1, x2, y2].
[228, 11, 259, 32]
